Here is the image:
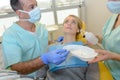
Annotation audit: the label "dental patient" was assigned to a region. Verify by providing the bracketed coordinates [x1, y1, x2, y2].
[46, 15, 100, 80]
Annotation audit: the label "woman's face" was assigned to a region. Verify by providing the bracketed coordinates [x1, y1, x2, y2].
[63, 16, 79, 35]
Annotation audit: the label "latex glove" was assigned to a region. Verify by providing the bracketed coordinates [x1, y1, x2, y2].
[41, 49, 69, 65]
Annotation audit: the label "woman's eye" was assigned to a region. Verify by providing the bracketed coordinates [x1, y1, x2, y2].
[72, 21, 77, 24]
[65, 20, 68, 23]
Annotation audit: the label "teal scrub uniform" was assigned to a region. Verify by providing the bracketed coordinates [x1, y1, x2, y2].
[102, 14, 120, 80]
[2, 23, 48, 77]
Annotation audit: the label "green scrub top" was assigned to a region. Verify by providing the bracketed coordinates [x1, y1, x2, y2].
[2, 23, 48, 77]
[102, 14, 120, 80]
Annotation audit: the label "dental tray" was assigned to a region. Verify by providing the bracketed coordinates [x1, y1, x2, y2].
[63, 45, 98, 61]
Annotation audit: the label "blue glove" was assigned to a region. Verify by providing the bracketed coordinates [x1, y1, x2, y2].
[41, 49, 69, 65]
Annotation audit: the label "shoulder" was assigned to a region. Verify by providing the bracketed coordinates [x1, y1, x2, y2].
[106, 14, 118, 23]
[2, 23, 20, 43]
[3, 24, 17, 38]
[103, 14, 118, 31]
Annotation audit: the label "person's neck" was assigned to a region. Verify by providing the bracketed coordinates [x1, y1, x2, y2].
[63, 34, 76, 44]
[16, 21, 36, 32]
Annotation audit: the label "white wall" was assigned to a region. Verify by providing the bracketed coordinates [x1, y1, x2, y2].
[85, 0, 112, 35]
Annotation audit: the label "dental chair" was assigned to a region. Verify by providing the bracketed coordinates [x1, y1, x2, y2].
[76, 21, 87, 43]
[77, 21, 113, 80]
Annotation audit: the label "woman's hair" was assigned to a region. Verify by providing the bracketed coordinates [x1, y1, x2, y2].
[10, 0, 23, 11]
[63, 15, 83, 40]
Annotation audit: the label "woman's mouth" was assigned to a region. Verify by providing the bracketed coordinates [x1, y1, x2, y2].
[66, 27, 72, 30]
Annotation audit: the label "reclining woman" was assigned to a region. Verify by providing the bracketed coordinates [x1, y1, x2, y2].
[46, 15, 100, 80]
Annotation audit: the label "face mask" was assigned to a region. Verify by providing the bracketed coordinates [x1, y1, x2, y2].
[18, 7, 41, 23]
[107, 1, 120, 14]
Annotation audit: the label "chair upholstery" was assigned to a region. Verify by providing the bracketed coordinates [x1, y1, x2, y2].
[76, 21, 87, 44]
[99, 62, 113, 80]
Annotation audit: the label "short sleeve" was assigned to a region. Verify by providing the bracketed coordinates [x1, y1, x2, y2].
[2, 33, 22, 69]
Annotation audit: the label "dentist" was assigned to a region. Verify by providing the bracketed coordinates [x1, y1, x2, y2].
[2, 0, 69, 78]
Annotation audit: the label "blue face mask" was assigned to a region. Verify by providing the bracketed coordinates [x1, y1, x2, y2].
[19, 7, 41, 23]
[107, 1, 120, 14]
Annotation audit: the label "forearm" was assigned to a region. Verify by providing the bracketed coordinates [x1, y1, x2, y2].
[112, 53, 120, 61]
[11, 57, 45, 74]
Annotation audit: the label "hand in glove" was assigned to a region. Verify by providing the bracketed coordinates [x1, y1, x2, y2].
[41, 49, 69, 65]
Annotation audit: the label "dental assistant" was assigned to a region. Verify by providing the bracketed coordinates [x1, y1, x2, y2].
[2, 0, 69, 78]
[89, 0, 120, 79]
